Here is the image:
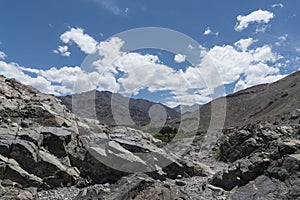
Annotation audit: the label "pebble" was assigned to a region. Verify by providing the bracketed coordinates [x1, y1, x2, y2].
[175, 180, 187, 186]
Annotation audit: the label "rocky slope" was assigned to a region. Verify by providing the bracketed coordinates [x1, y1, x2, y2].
[0, 75, 208, 199]
[210, 109, 300, 199]
[1, 70, 300, 199]
[59, 90, 180, 126]
[173, 70, 300, 132]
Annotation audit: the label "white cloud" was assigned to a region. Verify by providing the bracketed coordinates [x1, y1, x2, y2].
[0, 51, 7, 60]
[0, 30, 286, 106]
[174, 54, 186, 63]
[234, 38, 256, 51]
[0, 61, 65, 95]
[234, 63, 285, 92]
[272, 3, 283, 8]
[93, 0, 122, 15]
[278, 34, 288, 41]
[199, 38, 284, 92]
[20, 66, 112, 94]
[203, 27, 219, 36]
[204, 27, 212, 35]
[60, 27, 98, 54]
[255, 24, 271, 33]
[53, 45, 71, 57]
[114, 53, 184, 95]
[94, 37, 125, 74]
[252, 45, 281, 62]
[235, 9, 275, 32]
[187, 44, 194, 50]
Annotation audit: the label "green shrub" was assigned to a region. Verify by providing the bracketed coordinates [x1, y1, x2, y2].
[215, 147, 227, 161]
[153, 126, 178, 143]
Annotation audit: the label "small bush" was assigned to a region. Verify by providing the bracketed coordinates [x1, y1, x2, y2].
[153, 126, 178, 143]
[215, 147, 227, 161]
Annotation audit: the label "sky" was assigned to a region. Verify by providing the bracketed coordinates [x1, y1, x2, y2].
[0, 0, 299, 107]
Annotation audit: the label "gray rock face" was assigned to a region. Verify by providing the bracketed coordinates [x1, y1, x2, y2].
[2, 72, 300, 199]
[211, 110, 300, 198]
[0, 75, 206, 199]
[73, 174, 191, 200]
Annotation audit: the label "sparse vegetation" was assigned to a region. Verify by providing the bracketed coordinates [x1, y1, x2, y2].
[153, 126, 178, 143]
[215, 147, 227, 161]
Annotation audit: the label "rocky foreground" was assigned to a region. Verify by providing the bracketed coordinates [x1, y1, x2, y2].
[0, 75, 211, 199]
[0, 74, 300, 199]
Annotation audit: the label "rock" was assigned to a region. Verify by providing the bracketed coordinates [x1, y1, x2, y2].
[3, 71, 300, 199]
[267, 167, 289, 181]
[211, 112, 300, 198]
[278, 140, 300, 156]
[211, 153, 270, 190]
[230, 175, 286, 200]
[103, 174, 154, 200]
[175, 180, 186, 186]
[0, 186, 37, 200]
[0, 154, 43, 188]
[1, 179, 13, 187]
[74, 188, 104, 200]
[91, 173, 189, 200]
[282, 154, 300, 172]
[10, 122, 18, 128]
[206, 184, 225, 195]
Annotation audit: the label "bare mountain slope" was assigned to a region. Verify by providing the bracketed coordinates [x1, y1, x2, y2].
[59, 90, 180, 126]
[173, 70, 300, 132]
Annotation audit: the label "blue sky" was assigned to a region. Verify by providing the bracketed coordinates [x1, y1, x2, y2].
[0, 0, 299, 106]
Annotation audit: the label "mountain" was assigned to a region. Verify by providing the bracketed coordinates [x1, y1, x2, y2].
[59, 90, 180, 127]
[174, 70, 300, 132]
[173, 104, 202, 114]
[1, 70, 300, 199]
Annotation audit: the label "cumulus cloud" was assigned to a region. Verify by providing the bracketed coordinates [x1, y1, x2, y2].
[174, 54, 186, 63]
[114, 53, 181, 94]
[234, 38, 256, 51]
[235, 9, 275, 32]
[0, 28, 286, 106]
[60, 27, 98, 54]
[202, 39, 284, 92]
[234, 63, 285, 92]
[53, 46, 71, 57]
[20, 66, 113, 94]
[0, 61, 67, 95]
[94, 37, 125, 74]
[203, 27, 219, 36]
[0, 51, 7, 60]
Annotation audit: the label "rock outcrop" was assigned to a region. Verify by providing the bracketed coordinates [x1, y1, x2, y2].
[0, 75, 206, 199]
[211, 109, 300, 199]
[2, 70, 300, 199]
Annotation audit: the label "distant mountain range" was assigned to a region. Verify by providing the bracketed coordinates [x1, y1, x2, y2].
[172, 104, 202, 114]
[59, 90, 180, 126]
[59, 70, 300, 131]
[173, 70, 300, 132]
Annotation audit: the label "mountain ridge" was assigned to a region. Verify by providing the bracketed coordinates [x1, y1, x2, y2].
[172, 70, 300, 132]
[58, 90, 180, 126]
